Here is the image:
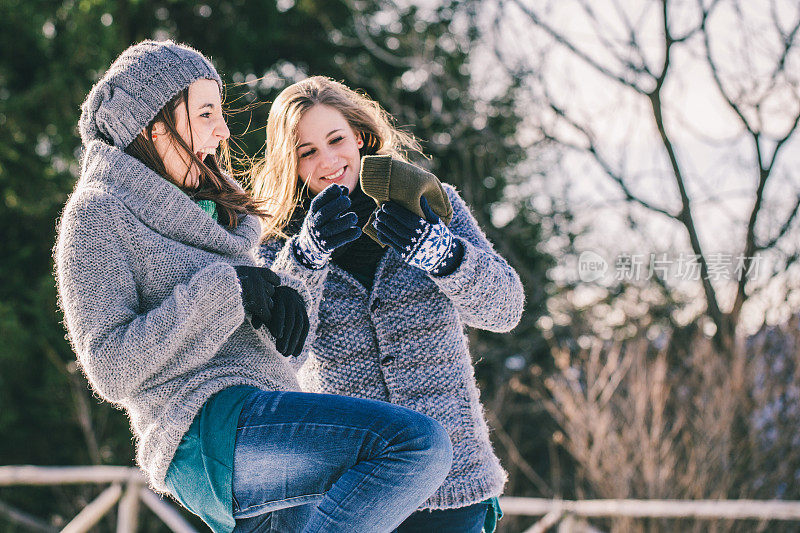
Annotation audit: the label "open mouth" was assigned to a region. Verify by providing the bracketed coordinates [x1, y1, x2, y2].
[195, 148, 216, 164]
[320, 166, 346, 182]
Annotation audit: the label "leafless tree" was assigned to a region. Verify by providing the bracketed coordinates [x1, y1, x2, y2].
[485, 0, 800, 351]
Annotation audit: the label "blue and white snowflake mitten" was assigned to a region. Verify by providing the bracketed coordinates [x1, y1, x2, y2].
[374, 196, 464, 276]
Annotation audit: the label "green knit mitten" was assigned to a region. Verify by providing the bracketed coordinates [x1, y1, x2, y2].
[359, 155, 453, 246]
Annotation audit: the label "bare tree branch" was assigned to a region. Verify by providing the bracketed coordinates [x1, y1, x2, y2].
[769, 2, 800, 78]
[507, 0, 650, 94]
[766, 111, 800, 174]
[701, 12, 757, 137]
[672, 0, 722, 43]
[580, 0, 652, 78]
[544, 99, 678, 220]
[757, 194, 800, 252]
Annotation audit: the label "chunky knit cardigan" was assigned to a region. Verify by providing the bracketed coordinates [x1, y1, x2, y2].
[262, 184, 524, 510]
[55, 141, 310, 492]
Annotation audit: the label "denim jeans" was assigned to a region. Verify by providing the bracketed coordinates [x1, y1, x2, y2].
[231, 391, 453, 533]
[393, 502, 490, 533]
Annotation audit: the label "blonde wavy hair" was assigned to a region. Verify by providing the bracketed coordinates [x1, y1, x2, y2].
[251, 76, 422, 239]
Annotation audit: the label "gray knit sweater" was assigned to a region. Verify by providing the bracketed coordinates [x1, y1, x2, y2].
[262, 184, 524, 510]
[55, 141, 309, 492]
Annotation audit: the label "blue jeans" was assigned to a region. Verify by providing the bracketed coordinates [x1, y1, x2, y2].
[394, 502, 490, 533]
[231, 391, 453, 533]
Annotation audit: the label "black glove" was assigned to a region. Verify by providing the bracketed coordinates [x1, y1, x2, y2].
[267, 286, 310, 357]
[293, 184, 362, 268]
[233, 266, 280, 329]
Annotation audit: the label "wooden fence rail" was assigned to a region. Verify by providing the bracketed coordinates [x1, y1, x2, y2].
[3, 466, 800, 532]
[0, 466, 197, 533]
[501, 496, 800, 532]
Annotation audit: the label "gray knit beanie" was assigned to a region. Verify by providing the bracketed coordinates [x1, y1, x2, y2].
[79, 40, 223, 148]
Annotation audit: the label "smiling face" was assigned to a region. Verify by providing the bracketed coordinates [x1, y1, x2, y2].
[152, 78, 230, 188]
[295, 104, 364, 195]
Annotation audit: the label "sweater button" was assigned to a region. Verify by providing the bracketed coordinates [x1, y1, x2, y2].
[370, 298, 381, 312]
[380, 355, 395, 366]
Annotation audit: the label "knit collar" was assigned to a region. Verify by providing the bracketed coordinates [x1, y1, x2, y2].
[79, 140, 261, 256]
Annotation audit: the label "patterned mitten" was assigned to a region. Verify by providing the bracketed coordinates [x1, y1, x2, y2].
[374, 196, 464, 276]
[293, 184, 362, 269]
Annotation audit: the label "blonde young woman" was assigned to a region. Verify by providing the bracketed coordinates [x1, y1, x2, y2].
[255, 76, 524, 533]
[55, 43, 452, 533]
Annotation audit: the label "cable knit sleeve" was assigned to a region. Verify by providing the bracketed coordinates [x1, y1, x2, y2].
[56, 190, 246, 404]
[430, 184, 524, 332]
[259, 237, 328, 365]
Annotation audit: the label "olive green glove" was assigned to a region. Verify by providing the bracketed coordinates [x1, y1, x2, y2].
[359, 155, 453, 246]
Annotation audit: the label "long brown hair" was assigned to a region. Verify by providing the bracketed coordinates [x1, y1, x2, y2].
[251, 76, 422, 239]
[125, 88, 266, 227]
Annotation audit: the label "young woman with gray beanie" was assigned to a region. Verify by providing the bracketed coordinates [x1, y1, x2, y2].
[55, 40, 452, 533]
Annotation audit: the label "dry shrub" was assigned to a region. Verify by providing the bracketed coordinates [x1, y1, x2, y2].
[532, 316, 800, 532]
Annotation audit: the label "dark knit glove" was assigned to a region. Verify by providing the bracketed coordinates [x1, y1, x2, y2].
[233, 266, 280, 329]
[293, 184, 362, 269]
[374, 196, 464, 276]
[267, 286, 310, 357]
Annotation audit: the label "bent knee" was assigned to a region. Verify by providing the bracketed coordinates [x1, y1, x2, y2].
[404, 412, 453, 472]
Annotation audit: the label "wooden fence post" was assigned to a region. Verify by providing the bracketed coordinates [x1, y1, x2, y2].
[139, 488, 198, 533]
[61, 483, 123, 533]
[117, 480, 141, 533]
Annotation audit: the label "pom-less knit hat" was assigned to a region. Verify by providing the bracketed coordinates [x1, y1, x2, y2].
[79, 40, 222, 148]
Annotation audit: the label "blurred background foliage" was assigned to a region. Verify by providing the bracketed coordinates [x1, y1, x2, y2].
[2, 0, 799, 532]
